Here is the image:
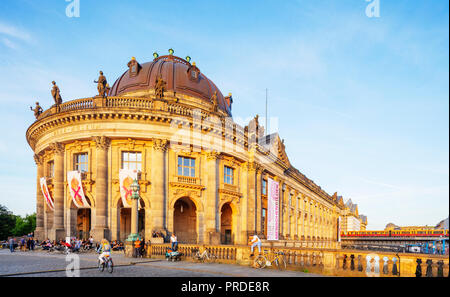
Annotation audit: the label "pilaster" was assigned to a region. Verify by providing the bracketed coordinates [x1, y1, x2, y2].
[91, 136, 111, 241]
[49, 142, 65, 241]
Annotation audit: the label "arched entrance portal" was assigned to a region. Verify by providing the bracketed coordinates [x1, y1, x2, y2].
[77, 208, 91, 239]
[220, 203, 233, 244]
[173, 197, 197, 243]
[69, 196, 92, 239]
[118, 199, 146, 241]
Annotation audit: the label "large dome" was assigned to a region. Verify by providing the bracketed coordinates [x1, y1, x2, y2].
[108, 55, 232, 116]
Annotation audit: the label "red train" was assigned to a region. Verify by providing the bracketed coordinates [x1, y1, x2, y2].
[341, 229, 449, 238]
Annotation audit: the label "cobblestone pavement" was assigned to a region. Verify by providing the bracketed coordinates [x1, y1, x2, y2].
[0, 249, 322, 277]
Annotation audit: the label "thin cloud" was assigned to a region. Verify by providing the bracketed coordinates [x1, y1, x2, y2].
[0, 22, 32, 43]
[1, 38, 18, 50]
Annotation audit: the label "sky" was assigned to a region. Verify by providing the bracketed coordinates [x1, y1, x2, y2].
[0, 0, 448, 230]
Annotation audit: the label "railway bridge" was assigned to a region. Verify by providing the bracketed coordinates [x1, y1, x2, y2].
[341, 235, 449, 254]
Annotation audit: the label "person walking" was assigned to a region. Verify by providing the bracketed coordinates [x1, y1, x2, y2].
[170, 233, 178, 251]
[9, 237, 15, 253]
[30, 238, 35, 251]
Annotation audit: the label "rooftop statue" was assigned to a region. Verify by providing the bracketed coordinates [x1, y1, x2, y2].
[30, 102, 43, 119]
[94, 71, 108, 97]
[211, 91, 218, 112]
[155, 75, 166, 99]
[51, 81, 62, 105]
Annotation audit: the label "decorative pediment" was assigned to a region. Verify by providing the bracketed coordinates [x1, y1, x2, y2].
[169, 181, 205, 191]
[257, 133, 291, 167]
[218, 188, 242, 198]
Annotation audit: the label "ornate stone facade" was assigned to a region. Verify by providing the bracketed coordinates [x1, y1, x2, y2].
[27, 54, 365, 246]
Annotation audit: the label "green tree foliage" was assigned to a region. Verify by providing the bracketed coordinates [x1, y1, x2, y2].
[12, 213, 36, 237]
[0, 205, 16, 240]
[0, 205, 37, 240]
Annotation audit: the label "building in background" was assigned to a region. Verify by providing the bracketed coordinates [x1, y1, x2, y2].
[338, 198, 367, 232]
[27, 52, 367, 247]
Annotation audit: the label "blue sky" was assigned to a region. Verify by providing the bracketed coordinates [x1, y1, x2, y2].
[0, 0, 448, 229]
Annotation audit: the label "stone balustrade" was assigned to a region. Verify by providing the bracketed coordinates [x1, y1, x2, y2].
[125, 241, 449, 277]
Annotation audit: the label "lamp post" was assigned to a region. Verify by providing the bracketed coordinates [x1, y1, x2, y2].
[126, 179, 140, 242]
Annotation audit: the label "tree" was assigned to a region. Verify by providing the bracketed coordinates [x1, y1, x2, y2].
[12, 213, 36, 237]
[0, 205, 16, 240]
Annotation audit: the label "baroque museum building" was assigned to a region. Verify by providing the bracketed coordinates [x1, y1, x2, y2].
[26, 52, 366, 247]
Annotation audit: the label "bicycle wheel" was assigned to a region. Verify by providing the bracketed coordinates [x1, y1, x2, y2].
[98, 260, 105, 272]
[208, 254, 217, 263]
[275, 258, 287, 271]
[253, 255, 266, 269]
[107, 259, 114, 273]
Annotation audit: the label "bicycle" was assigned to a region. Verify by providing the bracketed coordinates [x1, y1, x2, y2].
[253, 250, 287, 270]
[193, 248, 217, 263]
[98, 254, 114, 273]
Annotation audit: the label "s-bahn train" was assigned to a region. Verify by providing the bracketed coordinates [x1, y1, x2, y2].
[341, 229, 449, 238]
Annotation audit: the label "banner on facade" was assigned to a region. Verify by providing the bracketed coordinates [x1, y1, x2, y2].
[267, 178, 279, 241]
[119, 169, 138, 208]
[39, 177, 54, 211]
[68, 171, 90, 208]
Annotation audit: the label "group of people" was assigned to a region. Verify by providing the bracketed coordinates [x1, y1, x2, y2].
[7, 233, 36, 253]
[40, 236, 95, 252]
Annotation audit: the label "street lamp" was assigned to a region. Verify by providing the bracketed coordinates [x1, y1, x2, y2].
[126, 179, 140, 242]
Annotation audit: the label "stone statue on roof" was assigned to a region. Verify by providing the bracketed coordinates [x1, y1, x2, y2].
[155, 75, 166, 99]
[94, 71, 108, 97]
[51, 81, 62, 105]
[30, 102, 43, 119]
[211, 91, 218, 112]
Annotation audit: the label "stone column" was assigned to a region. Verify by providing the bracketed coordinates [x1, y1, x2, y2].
[150, 139, 167, 232]
[34, 153, 45, 241]
[91, 136, 110, 241]
[246, 162, 257, 236]
[205, 151, 220, 244]
[255, 169, 262, 236]
[239, 164, 249, 245]
[286, 190, 291, 239]
[49, 142, 65, 241]
[130, 194, 139, 238]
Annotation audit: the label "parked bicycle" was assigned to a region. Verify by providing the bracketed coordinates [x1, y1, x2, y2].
[193, 248, 217, 263]
[253, 250, 286, 270]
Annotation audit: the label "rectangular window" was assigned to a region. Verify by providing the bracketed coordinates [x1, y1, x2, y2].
[48, 161, 54, 178]
[262, 179, 267, 195]
[224, 166, 234, 185]
[178, 156, 195, 177]
[262, 208, 267, 235]
[74, 153, 88, 172]
[121, 151, 142, 171]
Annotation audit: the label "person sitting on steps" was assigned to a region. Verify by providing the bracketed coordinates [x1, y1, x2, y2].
[250, 234, 261, 257]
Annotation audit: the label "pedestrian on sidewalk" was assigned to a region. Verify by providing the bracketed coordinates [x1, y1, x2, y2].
[170, 233, 178, 251]
[9, 237, 15, 253]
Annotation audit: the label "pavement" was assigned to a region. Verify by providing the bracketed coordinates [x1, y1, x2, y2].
[0, 248, 322, 277]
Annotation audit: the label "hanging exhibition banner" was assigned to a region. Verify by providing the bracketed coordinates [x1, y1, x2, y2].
[40, 177, 54, 211]
[267, 177, 280, 241]
[67, 171, 90, 208]
[119, 169, 138, 208]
